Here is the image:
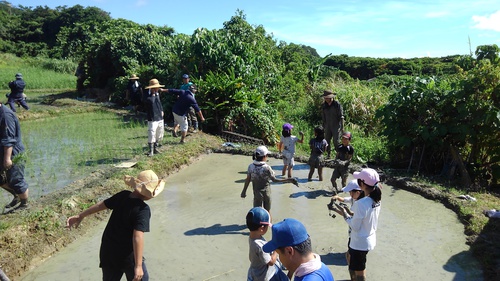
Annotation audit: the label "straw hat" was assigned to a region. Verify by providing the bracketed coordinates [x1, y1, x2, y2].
[145, 78, 164, 89]
[124, 170, 165, 199]
[129, 74, 139, 80]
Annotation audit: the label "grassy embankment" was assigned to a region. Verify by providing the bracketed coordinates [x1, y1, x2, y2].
[0, 53, 498, 280]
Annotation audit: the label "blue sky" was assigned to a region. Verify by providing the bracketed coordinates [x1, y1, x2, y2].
[9, 0, 500, 58]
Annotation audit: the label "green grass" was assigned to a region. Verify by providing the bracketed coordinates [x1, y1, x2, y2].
[0, 52, 77, 90]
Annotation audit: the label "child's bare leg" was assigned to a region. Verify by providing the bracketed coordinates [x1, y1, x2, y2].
[318, 167, 323, 181]
[282, 165, 287, 176]
[308, 167, 314, 181]
[288, 166, 293, 178]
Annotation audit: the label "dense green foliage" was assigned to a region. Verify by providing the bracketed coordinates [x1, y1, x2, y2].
[0, 2, 499, 189]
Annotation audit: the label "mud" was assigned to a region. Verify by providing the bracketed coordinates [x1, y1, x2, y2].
[18, 154, 482, 281]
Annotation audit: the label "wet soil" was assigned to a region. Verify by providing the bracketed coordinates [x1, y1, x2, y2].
[17, 154, 483, 281]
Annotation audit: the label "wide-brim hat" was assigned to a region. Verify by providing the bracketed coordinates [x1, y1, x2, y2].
[129, 74, 139, 80]
[145, 78, 164, 89]
[322, 90, 335, 99]
[124, 170, 165, 199]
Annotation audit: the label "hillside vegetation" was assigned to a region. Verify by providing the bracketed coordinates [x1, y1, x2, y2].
[0, 2, 499, 279]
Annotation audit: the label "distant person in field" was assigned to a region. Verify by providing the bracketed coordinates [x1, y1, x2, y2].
[125, 74, 144, 114]
[180, 74, 198, 133]
[144, 79, 165, 156]
[7, 73, 29, 112]
[0, 102, 29, 214]
[161, 84, 205, 144]
[321, 90, 343, 159]
[278, 123, 304, 179]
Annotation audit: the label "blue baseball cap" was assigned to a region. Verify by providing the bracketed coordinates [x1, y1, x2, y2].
[182, 74, 189, 79]
[263, 218, 309, 253]
[247, 207, 271, 225]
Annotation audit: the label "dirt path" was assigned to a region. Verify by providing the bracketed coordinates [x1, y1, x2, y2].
[19, 154, 482, 281]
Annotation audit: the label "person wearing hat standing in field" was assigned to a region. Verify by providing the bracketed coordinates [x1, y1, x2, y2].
[66, 169, 165, 281]
[335, 168, 382, 281]
[161, 85, 205, 144]
[330, 131, 354, 193]
[125, 74, 144, 114]
[7, 73, 29, 112]
[321, 90, 344, 159]
[245, 207, 289, 281]
[278, 123, 304, 179]
[144, 79, 165, 156]
[180, 74, 199, 133]
[0, 102, 29, 214]
[262, 218, 334, 281]
[241, 145, 298, 212]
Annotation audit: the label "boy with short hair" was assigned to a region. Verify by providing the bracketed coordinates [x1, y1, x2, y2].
[66, 170, 165, 281]
[246, 207, 288, 281]
[241, 145, 298, 212]
[330, 131, 354, 193]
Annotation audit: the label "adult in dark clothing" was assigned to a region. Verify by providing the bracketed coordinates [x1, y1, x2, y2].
[125, 74, 144, 114]
[66, 169, 166, 281]
[144, 79, 165, 157]
[161, 85, 205, 144]
[0, 103, 29, 214]
[321, 90, 344, 159]
[7, 73, 29, 112]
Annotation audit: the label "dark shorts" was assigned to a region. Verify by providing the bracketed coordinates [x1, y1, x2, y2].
[101, 256, 149, 281]
[253, 187, 271, 211]
[331, 165, 348, 180]
[348, 247, 369, 271]
[7, 163, 28, 194]
[308, 154, 323, 168]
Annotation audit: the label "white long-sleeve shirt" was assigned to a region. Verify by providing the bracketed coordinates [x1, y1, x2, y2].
[345, 196, 381, 251]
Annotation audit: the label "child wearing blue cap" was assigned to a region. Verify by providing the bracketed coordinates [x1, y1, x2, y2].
[278, 123, 304, 178]
[263, 218, 334, 281]
[245, 207, 288, 281]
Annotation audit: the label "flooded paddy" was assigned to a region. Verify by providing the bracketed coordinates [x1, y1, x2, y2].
[19, 154, 482, 281]
[1, 111, 146, 204]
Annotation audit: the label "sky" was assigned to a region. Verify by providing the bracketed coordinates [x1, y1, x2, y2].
[9, 0, 500, 58]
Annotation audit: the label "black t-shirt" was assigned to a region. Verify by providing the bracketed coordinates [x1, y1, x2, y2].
[336, 144, 354, 161]
[99, 190, 151, 268]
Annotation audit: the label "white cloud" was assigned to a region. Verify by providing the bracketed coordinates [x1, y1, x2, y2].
[472, 10, 500, 32]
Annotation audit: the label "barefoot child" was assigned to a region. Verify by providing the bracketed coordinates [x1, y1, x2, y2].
[241, 145, 298, 212]
[278, 123, 304, 178]
[307, 126, 328, 181]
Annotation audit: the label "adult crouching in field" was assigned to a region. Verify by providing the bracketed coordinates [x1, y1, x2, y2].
[0, 103, 29, 214]
[144, 79, 165, 157]
[7, 73, 29, 112]
[321, 90, 343, 159]
[161, 85, 205, 144]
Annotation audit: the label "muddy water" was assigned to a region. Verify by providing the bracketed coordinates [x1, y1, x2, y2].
[19, 154, 482, 281]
